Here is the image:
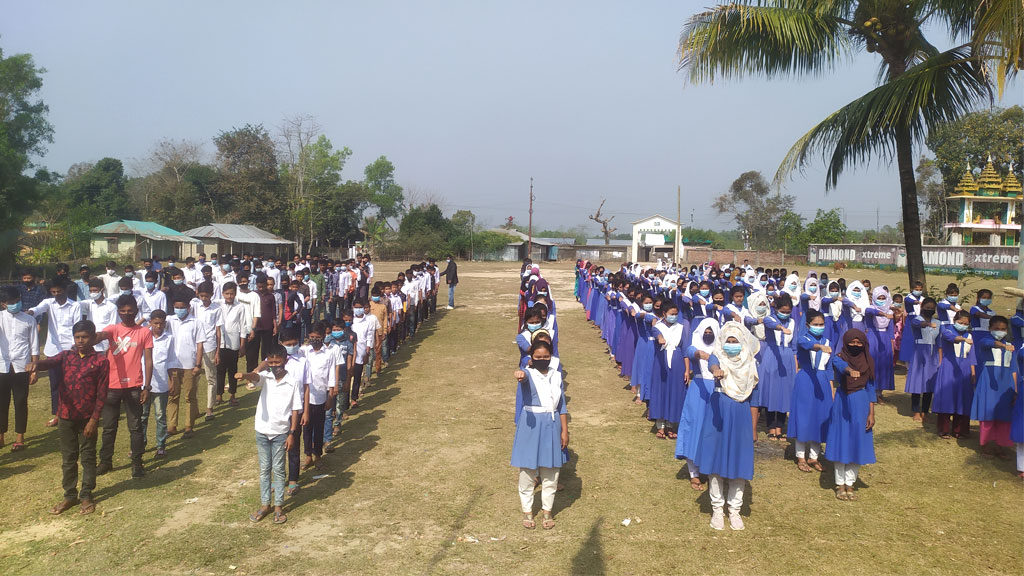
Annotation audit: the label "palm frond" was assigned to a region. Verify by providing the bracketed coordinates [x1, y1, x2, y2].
[973, 0, 1023, 96]
[775, 46, 993, 189]
[679, 0, 855, 83]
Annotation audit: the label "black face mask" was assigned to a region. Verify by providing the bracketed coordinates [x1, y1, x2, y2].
[309, 338, 323, 349]
[846, 344, 864, 356]
[703, 333, 715, 345]
[272, 366, 287, 377]
[921, 309, 936, 317]
[532, 359, 551, 371]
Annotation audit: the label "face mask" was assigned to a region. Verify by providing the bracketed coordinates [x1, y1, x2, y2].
[353, 308, 365, 317]
[703, 332, 715, 345]
[699, 289, 710, 298]
[174, 308, 188, 319]
[808, 325, 825, 337]
[341, 266, 347, 271]
[808, 285, 818, 293]
[755, 305, 768, 315]
[121, 289, 132, 296]
[921, 309, 935, 318]
[173, 279, 184, 285]
[284, 344, 299, 355]
[331, 330, 344, 339]
[6, 302, 22, 314]
[145, 282, 155, 290]
[875, 299, 887, 307]
[846, 344, 864, 355]
[268, 263, 276, 269]
[829, 291, 840, 299]
[643, 303, 653, 312]
[107, 269, 116, 276]
[912, 290, 923, 297]
[953, 323, 969, 333]
[221, 264, 231, 272]
[532, 359, 551, 371]
[371, 296, 381, 303]
[665, 314, 678, 325]
[777, 312, 791, 320]
[345, 321, 352, 327]
[537, 291, 547, 297]
[893, 303, 903, 309]
[979, 298, 992, 307]
[852, 290, 861, 297]
[947, 295, 958, 303]
[309, 338, 324, 348]
[992, 330, 1007, 340]
[526, 323, 541, 332]
[723, 343, 742, 357]
[271, 365, 287, 377]
[90, 292, 102, 300]
[212, 259, 219, 266]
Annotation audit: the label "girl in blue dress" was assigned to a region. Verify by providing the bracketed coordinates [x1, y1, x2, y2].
[676, 317, 720, 491]
[694, 321, 758, 531]
[933, 311, 974, 439]
[821, 281, 846, 346]
[511, 340, 568, 530]
[649, 301, 691, 439]
[905, 298, 940, 422]
[827, 329, 877, 501]
[788, 310, 834, 473]
[843, 280, 870, 334]
[969, 288, 995, 337]
[970, 316, 1017, 458]
[864, 286, 896, 402]
[760, 294, 798, 440]
[629, 293, 657, 404]
[936, 283, 962, 326]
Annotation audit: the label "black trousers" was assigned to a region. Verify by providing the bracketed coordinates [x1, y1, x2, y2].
[0, 370, 30, 434]
[350, 363, 365, 401]
[59, 417, 97, 500]
[251, 329, 274, 371]
[216, 348, 240, 395]
[303, 403, 326, 457]
[100, 387, 144, 467]
[288, 411, 303, 483]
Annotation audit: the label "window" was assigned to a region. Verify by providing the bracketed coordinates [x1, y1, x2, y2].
[106, 237, 119, 253]
[654, 221, 660, 227]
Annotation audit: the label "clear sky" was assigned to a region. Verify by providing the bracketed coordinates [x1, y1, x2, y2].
[4, 1, 1021, 233]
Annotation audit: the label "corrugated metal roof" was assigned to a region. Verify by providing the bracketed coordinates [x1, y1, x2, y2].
[91, 220, 200, 243]
[181, 223, 293, 245]
[585, 238, 631, 246]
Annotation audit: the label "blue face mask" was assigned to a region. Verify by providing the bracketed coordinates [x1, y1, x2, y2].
[284, 344, 299, 355]
[526, 323, 542, 333]
[722, 343, 743, 357]
[345, 321, 352, 327]
[5, 302, 22, 314]
[331, 330, 344, 339]
[953, 323, 969, 333]
[912, 290, 923, 297]
[776, 312, 791, 320]
[145, 281, 155, 290]
[222, 264, 231, 272]
[699, 289, 710, 298]
[120, 289, 132, 296]
[808, 285, 818, 293]
[643, 303, 653, 312]
[173, 279, 184, 285]
[875, 299, 887, 307]
[174, 308, 188, 319]
[991, 330, 1007, 340]
[947, 295, 958, 303]
[808, 325, 825, 337]
[759, 280, 768, 287]
[372, 296, 381, 302]
[665, 314, 678, 324]
[829, 291, 840, 299]
[979, 298, 992, 307]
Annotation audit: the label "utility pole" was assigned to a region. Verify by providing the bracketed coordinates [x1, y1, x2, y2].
[528, 177, 534, 258]
[676, 185, 681, 264]
[876, 204, 880, 241]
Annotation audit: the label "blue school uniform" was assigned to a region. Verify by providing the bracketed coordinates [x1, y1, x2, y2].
[904, 315, 939, 395]
[898, 294, 922, 362]
[511, 367, 568, 469]
[932, 325, 975, 416]
[675, 346, 718, 463]
[787, 330, 834, 443]
[616, 304, 638, 377]
[825, 357, 876, 466]
[969, 304, 993, 337]
[630, 312, 657, 395]
[864, 307, 895, 391]
[515, 357, 563, 422]
[693, 369, 755, 481]
[647, 321, 691, 424]
[970, 335, 1016, 423]
[758, 315, 797, 413]
[821, 296, 846, 346]
[937, 299, 959, 326]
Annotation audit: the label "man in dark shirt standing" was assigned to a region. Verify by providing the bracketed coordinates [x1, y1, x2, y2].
[252, 275, 278, 372]
[30, 320, 109, 516]
[438, 254, 459, 310]
[163, 268, 196, 314]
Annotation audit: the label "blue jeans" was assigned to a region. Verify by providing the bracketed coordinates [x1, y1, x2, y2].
[141, 392, 169, 450]
[448, 284, 456, 307]
[256, 432, 288, 507]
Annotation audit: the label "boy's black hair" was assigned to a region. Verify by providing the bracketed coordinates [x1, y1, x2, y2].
[197, 281, 214, 295]
[150, 309, 168, 321]
[144, 271, 158, 281]
[524, 308, 543, 322]
[278, 328, 300, 343]
[88, 278, 104, 290]
[73, 320, 96, 335]
[222, 281, 238, 293]
[171, 294, 191, 306]
[310, 321, 329, 336]
[116, 294, 139, 310]
[990, 315, 1009, 329]
[266, 344, 288, 359]
[118, 276, 133, 289]
[2, 286, 20, 301]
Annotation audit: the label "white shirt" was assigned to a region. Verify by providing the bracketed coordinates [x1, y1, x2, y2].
[303, 279, 318, 309]
[337, 270, 352, 296]
[218, 301, 251, 351]
[140, 288, 167, 322]
[194, 301, 223, 350]
[253, 370, 303, 435]
[168, 314, 203, 368]
[0, 310, 39, 372]
[98, 272, 122, 299]
[145, 330, 181, 393]
[84, 299, 120, 352]
[351, 314, 380, 363]
[264, 266, 282, 287]
[184, 266, 203, 290]
[31, 298, 83, 357]
[286, 352, 312, 400]
[235, 289, 261, 329]
[301, 344, 337, 405]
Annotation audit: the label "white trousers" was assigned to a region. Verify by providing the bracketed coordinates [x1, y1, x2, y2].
[202, 350, 217, 410]
[686, 458, 699, 479]
[794, 441, 821, 460]
[1017, 443, 1023, 472]
[708, 474, 744, 511]
[834, 462, 860, 486]
[519, 467, 559, 513]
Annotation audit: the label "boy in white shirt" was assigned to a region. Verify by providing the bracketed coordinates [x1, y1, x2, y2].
[98, 260, 122, 299]
[233, 274, 262, 371]
[237, 345, 301, 525]
[84, 279, 119, 352]
[216, 282, 251, 408]
[167, 295, 204, 437]
[0, 287, 39, 450]
[300, 322, 336, 469]
[140, 271, 167, 323]
[195, 281, 223, 421]
[348, 300, 380, 408]
[141, 309, 180, 457]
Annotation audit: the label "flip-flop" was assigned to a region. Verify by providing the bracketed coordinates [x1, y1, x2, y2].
[249, 508, 270, 523]
[541, 512, 555, 530]
[286, 484, 300, 496]
[79, 500, 96, 515]
[11, 442, 26, 452]
[807, 460, 824, 472]
[522, 514, 536, 530]
[666, 431, 678, 439]
[273, 511, 287, 524]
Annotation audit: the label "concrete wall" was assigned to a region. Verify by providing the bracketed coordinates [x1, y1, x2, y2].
[808, 243, 1019, 277]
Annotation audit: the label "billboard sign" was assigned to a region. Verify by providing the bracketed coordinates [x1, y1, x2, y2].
[808, 244, 1019, 277]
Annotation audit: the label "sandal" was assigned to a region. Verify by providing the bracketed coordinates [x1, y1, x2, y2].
[11, 442, 26, 452]
[273, 511, 287, 524]
[666, 431, 678, 439]
[834, 487, 849, 501]
[807, 460, 824, 472]
[939, 433, 952, 440]
[541, 511, 555, 530]
[286, 483, 300, 496]
[846, 487, 857, 500]
[690, 477, 705, 491]
[51, 498, 77, 515]
[522, 513, 536, 530]
[655, 429, 667, 440]
[79, 499, 96, 515]
[249, 507, 271, 523]
[797, 460, 812, 473]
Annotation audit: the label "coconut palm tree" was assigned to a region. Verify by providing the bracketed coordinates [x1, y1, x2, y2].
[679, 0, 1021, 286]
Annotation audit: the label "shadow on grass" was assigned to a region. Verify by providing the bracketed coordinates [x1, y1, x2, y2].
[570, 517, 606, 576]
[424, 486, 483, 575]
[92, 458, 202, 502]
[553, 448, 580, 516]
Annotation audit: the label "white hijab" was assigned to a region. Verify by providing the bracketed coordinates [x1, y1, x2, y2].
[692, 317, 720, 379]
[748, 291, 771, 340]
[781, 273, 801, 302]
[846, 281, 870, 322]
[803, 277, 821, 311]
[715, 321, 760, 402]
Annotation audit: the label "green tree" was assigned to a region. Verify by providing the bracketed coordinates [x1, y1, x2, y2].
[214, 124, 284, 233]
[916, 156, 949, 243]
[364, 156, 405, 227]
[680, 0, 1021, 288]
[713, 171, 797, 250]
[778, 210, 806, 254]
[799, 209, 847, 253]
[0, 46, 54, 268]
[925, 105, 1024, 193]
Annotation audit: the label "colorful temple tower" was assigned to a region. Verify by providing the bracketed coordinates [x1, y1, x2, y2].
[945, 157, 1023, 247]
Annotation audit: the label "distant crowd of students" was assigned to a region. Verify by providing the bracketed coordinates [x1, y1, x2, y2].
[0, 252, 458, 521]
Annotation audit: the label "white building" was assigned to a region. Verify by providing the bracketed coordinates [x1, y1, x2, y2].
[631, 214, 679, 263]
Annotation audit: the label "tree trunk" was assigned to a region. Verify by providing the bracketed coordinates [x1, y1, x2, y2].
[896, 125, 927, 289]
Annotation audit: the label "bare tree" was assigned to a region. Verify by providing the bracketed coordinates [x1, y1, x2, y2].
[589, 199, 618, 245]
[404, 185, 446, 210]
[278, 115, 321, 253]
[146, 138, 205, 219]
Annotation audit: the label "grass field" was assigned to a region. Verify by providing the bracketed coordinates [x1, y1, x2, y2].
[0, 262, 1022, 575]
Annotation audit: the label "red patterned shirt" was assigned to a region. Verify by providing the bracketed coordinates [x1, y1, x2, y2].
[38, 350, 109, 420]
